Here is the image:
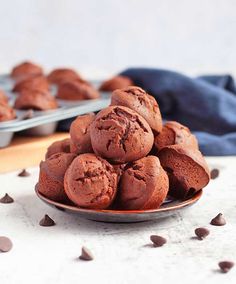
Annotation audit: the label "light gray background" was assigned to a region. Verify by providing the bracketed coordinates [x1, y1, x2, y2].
[0, 0, 236, 79]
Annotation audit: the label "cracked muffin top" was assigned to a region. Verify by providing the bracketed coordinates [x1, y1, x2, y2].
[119, 155, 169, 210]
[64, 153, 118, 209]
[154, 121, 198, 151]
[90, 106, 154, 163]
[111, 86, 162, 134]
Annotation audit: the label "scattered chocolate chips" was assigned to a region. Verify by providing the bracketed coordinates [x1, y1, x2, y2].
[218, 261, 234, 273]
[18, 169, 30, 177]
[39, 214, 55, 227]
[210, 168, 220, 179]
[0, 193, 14, 204]
[210, 213, 226, 226]
[150, 235, 167, 247]
[194, 227, 210, 240]
[79, 246, 94, 261]
[0, 236, 13, 252]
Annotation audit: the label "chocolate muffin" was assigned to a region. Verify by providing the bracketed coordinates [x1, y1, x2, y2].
[154, 121, 198, 151]
[111, 86, 162, 134]
[38, 152, 76, 202]
[118, 156, 169, 210]
[158, 144, 210, 198]
[14, 89, 58, 110]
[12, 75, 49, 93]
[45, 138, 71, 159]
[64, 153, 118, 209]
[99, 75, 133, 92]
[11, 61, 43, 80]
[90, 106, 154, 163]
[70, 113, 95, 154]
[0, 103, 16, 122]
[57, 80, 100, 100]
[47, 68, 80, 85]
[0, 90, 8, 105]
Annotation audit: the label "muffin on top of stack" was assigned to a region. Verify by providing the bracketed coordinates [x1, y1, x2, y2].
[37, 85, 210, 210]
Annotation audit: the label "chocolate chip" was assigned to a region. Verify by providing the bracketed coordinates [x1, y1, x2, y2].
[18, 169, 30, 177]
[0, 193, 14, 204]
[194, 227, 210, 240]
[39, 214, 55, 227]
[150, 235, 167, 247]
[210, 213, 226, 226]
[79, 246, 94, 261]
[0, 236, 13, 252]
[218, 261, 234, 273]
[210, 168, 219, 179]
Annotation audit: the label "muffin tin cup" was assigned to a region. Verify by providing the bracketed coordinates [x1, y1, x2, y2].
[0, 75, 111, 148]
[20, 121, 58, 136]
[0, 131, 14, 148]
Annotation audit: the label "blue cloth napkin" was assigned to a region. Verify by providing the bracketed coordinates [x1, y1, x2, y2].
[120, 68, 236, 156]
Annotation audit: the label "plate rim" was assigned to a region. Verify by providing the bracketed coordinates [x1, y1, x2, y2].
[35, 185, 203, 216]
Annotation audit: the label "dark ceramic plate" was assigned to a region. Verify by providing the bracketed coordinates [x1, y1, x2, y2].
[35, 186, 203, 223]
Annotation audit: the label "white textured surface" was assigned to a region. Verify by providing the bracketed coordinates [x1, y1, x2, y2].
[0, 0, 236, 78]
[0, 156, 236, 284]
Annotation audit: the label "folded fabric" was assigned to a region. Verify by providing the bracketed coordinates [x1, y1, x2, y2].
[120, 68, 236, 156]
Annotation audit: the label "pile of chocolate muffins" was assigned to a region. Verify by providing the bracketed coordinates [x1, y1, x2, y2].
[37, 86, 210, 210]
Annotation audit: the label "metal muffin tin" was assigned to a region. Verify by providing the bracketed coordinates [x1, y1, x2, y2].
[0, 75, 110, 148]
